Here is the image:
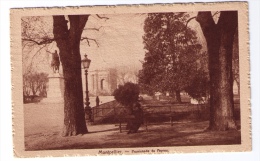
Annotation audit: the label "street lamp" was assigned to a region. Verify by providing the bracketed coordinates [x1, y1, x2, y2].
[81, 54, 91, 121]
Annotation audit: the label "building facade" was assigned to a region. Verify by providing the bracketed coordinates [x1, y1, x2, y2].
[86, 68, 139, 96]
[88, 69, 118, 96]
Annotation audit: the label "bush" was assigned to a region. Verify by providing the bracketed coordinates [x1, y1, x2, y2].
[185, 70, 209, 102]
[113, 82, 140, 107]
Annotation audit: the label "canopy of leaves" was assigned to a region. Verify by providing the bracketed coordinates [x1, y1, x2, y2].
[139, 12, 202, 95]
[113, 82, 140, 107]
[185, 70, 209, 101]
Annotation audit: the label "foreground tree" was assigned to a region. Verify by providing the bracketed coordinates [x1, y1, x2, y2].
[196, 11, 238, 130]
[22, 15, 108, 136]
[139, 13, 202, 102]
[53, 15, 89, 136]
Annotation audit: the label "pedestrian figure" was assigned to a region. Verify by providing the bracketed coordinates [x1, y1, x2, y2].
[96, 96, 100, 107]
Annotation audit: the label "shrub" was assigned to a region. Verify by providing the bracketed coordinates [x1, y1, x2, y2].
[113, 82, 140, 107]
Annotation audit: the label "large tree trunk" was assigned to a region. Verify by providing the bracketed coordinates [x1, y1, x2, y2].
[196, 11, 238, 130]
[53, 15, 89, 136]
[233, 28, 240, 95]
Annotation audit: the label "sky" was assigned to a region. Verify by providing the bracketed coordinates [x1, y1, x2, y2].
[23, 14, 147, 73]
[82, 13, 147, 71]
[22, 12, 206, 74]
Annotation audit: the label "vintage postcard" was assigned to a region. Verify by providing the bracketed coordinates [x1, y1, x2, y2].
[11, 2, 250, 158]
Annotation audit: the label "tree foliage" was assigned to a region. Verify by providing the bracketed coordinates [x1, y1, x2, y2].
[185, 70, 209, 101]
[23, 72, 48, 97]
[139, 12, 202, 101]
[185, 50, 209, 101]
[113, 82, 140, 107]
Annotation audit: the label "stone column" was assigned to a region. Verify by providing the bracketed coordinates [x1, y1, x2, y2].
[95, 71, 99, 95]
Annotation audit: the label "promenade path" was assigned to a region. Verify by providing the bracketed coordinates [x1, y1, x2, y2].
[24, 102, 241, 150]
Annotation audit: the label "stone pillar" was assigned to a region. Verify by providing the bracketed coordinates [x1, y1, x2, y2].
[95, 72, 99, 95]
[42, 73, 64, 103]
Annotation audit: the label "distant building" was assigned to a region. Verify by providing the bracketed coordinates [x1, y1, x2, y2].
[88, 69, 117, 96]
[83, 67, 139, 96]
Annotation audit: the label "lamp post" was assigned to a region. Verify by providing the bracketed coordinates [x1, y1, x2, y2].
[81, 54, 91, 121]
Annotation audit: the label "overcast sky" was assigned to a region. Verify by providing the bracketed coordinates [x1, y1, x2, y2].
[82, 13, 147, 71]
[23, 12, 206, 74]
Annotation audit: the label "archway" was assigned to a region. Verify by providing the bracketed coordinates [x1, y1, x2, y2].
[101, 79, 105, 90]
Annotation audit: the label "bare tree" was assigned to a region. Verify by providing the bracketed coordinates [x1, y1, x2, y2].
[23, 72, 48, 97]
[117, 69, 128, 85]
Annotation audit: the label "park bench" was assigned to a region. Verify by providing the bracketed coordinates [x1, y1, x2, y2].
[90, 101, 209, 133]
[115, 103, 208, 133]
[115, 113, 176, 133]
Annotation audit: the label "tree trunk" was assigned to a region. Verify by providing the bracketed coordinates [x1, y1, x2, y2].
[53, 15, 89, 136]
[237, 81, 240, 96]
[175, 90, 182, 103]
[196, 11, 238, 130]
[31, 85, 36, 96]
[233, 28, 240, 96]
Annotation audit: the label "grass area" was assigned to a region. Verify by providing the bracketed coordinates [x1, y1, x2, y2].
[24, 102, 241, 151]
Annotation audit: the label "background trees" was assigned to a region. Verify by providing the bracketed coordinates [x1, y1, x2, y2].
[23, 72, 48, 103]
[139, 11, 239, 131]
[23, 72, 48, 97]
[139, 12, 203, 102]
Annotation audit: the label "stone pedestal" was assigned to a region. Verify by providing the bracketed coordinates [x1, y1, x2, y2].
[42, 73, 64, 103]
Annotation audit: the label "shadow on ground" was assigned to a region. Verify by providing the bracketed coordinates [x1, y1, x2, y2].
[24, 103, 241, 151]
[25, 121, 241, 150]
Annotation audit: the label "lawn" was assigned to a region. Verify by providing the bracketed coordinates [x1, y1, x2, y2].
[24, 102, 241, 151]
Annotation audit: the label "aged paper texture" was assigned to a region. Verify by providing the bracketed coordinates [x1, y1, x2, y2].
[11, 2, 250, 158]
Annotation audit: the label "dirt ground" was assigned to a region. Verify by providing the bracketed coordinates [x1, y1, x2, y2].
[24, 102, 241, 151]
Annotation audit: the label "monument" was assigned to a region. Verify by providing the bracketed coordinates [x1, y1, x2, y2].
[42, 50, 64, 103]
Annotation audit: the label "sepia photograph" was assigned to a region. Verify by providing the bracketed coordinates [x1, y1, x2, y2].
[10, 2, 250, 157]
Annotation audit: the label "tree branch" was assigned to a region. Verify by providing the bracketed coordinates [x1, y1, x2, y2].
[22, 38, 55, 45]
[212, 11, 220, 18]
[186, 12, 220, 28]
[96, 14, 109, 20]
[80, 37, 99, 47]
[196, 12, 216, 35]
[78, 15, 90, 31]
[186, 16, 197, 28]
[84, 26, 103, 31]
